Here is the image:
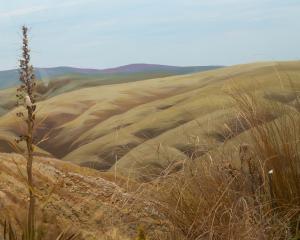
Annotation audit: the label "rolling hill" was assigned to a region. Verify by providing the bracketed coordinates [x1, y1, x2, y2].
[0, 61, 299, 179]
[0, 64, 222, 115]
[0, 64, 222, 89]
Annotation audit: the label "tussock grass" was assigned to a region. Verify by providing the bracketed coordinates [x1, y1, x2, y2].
[147, 87, 300, 239]
[230, 89, 300, 206]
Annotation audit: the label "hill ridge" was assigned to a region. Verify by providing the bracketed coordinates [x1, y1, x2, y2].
[0, 61, 299, 179]
[0, 64, 223, 89]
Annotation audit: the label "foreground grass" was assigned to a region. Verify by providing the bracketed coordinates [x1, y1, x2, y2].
[144, 89, 300, 240]
[0, 65, 299, 239]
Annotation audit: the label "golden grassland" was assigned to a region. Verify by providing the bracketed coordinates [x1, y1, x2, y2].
[0, 61, 299, 179]
[0, 61, 299, 239]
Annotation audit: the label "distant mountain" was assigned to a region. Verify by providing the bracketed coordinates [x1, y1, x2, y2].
[0, 67, 100, 89]
[0, 64, 222, 89]
[100, 64, 220, 74]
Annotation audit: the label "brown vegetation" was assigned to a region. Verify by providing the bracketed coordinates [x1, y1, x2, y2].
[144, 88, 300, 240]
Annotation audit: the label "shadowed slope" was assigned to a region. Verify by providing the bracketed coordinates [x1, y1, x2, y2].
[0, 61, 299, 179]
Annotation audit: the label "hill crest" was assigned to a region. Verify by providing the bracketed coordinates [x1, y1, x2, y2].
[0, 64, 223, 89]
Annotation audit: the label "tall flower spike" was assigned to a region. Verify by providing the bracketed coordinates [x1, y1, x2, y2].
[17, 25, 37, 240]
[25, 95, 33, 107]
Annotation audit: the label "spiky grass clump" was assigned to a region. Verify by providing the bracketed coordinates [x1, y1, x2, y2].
[151, 160, 298, 239]
[231, 89, 300, 237]
[149, 89, 300, 239]
[230, 89, 300, 207]
[151, 163, 284, 239]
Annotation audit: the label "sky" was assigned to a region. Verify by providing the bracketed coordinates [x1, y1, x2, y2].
[0, 0, 299, 70]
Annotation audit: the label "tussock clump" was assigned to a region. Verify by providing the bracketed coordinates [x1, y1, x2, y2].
[147, 89, 300, 240]
[150, 160, 298, 239]
[230, 89, 300, 207]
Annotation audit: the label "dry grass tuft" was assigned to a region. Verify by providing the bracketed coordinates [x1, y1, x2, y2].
[230, 88, 300, 206]
[146, 88, 300, 240]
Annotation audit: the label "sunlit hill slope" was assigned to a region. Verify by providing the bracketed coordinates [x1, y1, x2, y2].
[0, 61, 299, 179]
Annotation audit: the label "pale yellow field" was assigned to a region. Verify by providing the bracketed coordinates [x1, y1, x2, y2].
[0, 61, 299, 179]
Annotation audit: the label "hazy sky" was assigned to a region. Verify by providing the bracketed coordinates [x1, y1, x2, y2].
[0, 0, 299, 70]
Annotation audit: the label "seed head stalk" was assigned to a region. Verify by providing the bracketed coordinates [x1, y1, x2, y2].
[16, 26, 37, 240]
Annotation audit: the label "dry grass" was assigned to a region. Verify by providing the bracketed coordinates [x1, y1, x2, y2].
[1, 61, 299, 177]
[1, 60, 300, 239]
[2, 222, 82, 240]
[145, 88, 300, 240]
[230, 88, 299, 195]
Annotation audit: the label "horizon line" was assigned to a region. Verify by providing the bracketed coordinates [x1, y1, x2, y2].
[1, 59, 299, 72]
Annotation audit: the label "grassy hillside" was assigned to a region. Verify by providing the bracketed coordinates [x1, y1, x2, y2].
[0, 64, 221, 89]
[0, 64, 222, 114]
[0, 61, 299, 179]
[0, 153, 162, 239]
[0, 61, 299, 240]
